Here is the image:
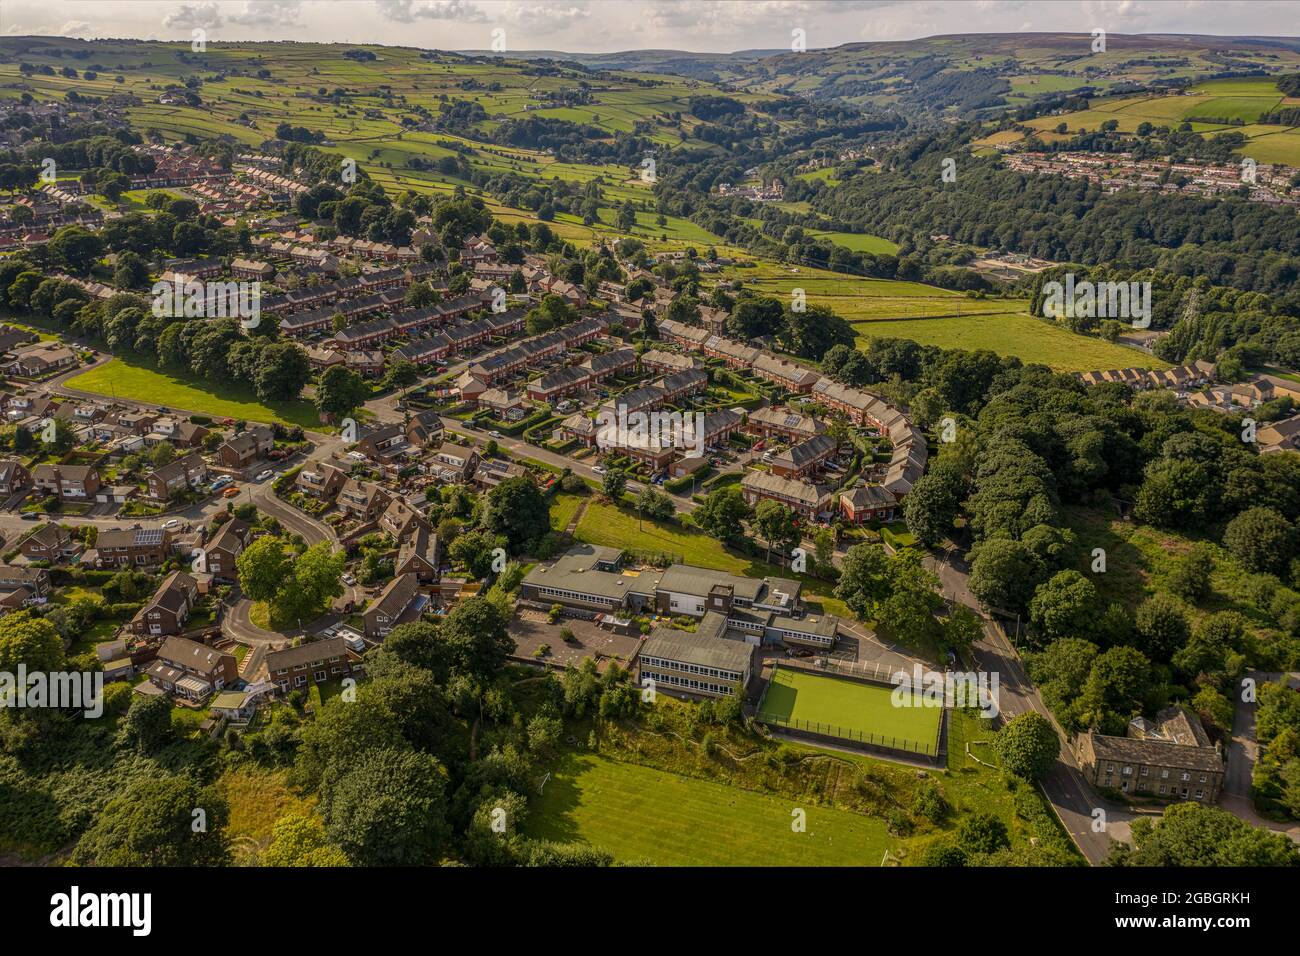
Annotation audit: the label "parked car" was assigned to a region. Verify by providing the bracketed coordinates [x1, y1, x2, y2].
[592, 465, 605, 474]
[347, 451, 366, 461]
[20, 513, 39, 521]
[256, 469, 273, 482]
[222, 486, 240, 498]
[342, 573, 356, 586]
[211, 475, 233, 490]
[161, 518, 180, 529]
[488, 430, 502, 439]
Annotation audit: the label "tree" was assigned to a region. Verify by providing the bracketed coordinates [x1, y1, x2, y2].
[315, 365, 370, 423]
[255, 341, 311, 401]
[940, 604, 982, 656]
[636, 484, 674, 522]
[967, 538, 1041, 615]
[119, 694, 174, 753]
[1167, 543, 1215, 603]
[1111, 802, 1298, 866]
[236, 536, 293, 603]
[150, 441, 176, 468]
[880, 549, 942, 646]
[381, 620, 448, 677]
[752, 499, 799, 564]
[903, 471, 959, 548]
[0, 611, 63, 673]
[440, 596, 512, 679]
[47, 224, 104, 275]
[72, 775, 230, 866]
[693, 486, 750, 544]
[1028, 570, 1099, 644]
[282, 542, 346, 624]
[835, 543, 892, 619]
[320, 747, 450, 866]
[483, 476, 549, 553]
[957, 812, 1010, 856]
[262, 814, 350, 867]
[1077, 645, 1152, 734]
[993, 712, 1060, 780]
[449, 529, 507, 579]
[1132, 593, 1191, 662]
[601, 468, 627, 501]
[1224, 507, 1295, 576]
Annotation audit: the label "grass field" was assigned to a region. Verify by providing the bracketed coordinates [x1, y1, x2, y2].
[758, 666, 942, 752]
[63, 357, 323, 430]
[854, 313, 1169, 372]
[525, 753, 896, 865]
[1017, 77, 1299, 164]
[548, 492, 585, 532]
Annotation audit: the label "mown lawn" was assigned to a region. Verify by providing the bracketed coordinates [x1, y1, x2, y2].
[759, 666, 942, 752]
[854, 313, 1169, 373]
[63, 358, 323, 430]
[548, 492, 586, 532]
[525, 753, 897, 866]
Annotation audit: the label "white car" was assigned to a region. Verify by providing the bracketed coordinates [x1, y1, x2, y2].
[161, 518, 180, 529]
[256, 469, 273, 481]
[348, 451, 367, 461]
[489, 430, 502, 439]
[342, 573, 356, 586]
[592, 465, 605, 474]
[211, 476, 232, 490]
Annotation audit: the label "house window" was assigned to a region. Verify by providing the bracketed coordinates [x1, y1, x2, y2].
[294, 676, 307, 687]
[1195, 790, 1204, 800]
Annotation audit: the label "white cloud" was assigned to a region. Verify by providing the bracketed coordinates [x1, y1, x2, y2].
[163, 2, 225, 30]
[59, 20, 93, 37]
[227, 1, 304, 26]
[374, 0, 487, 23]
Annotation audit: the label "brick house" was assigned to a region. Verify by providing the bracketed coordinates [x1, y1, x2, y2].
[130, 571, 199, 636]
[216, 426, 275, 470]
[146, 451, 208, 501]
[145, 635, 238, 701]
[93, 527, 172, 569]
[266, 637, 352, 691]
[32, 463, 101, 500]
[19, 522, 80, 562]
[0, 458, 32, 495]
[295, 459, 347, 500]
[201, 519, 251, 581]
[363, 572, 424, 639]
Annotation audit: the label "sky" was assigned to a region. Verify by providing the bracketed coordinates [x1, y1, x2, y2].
[0, 1, 1296, 54]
